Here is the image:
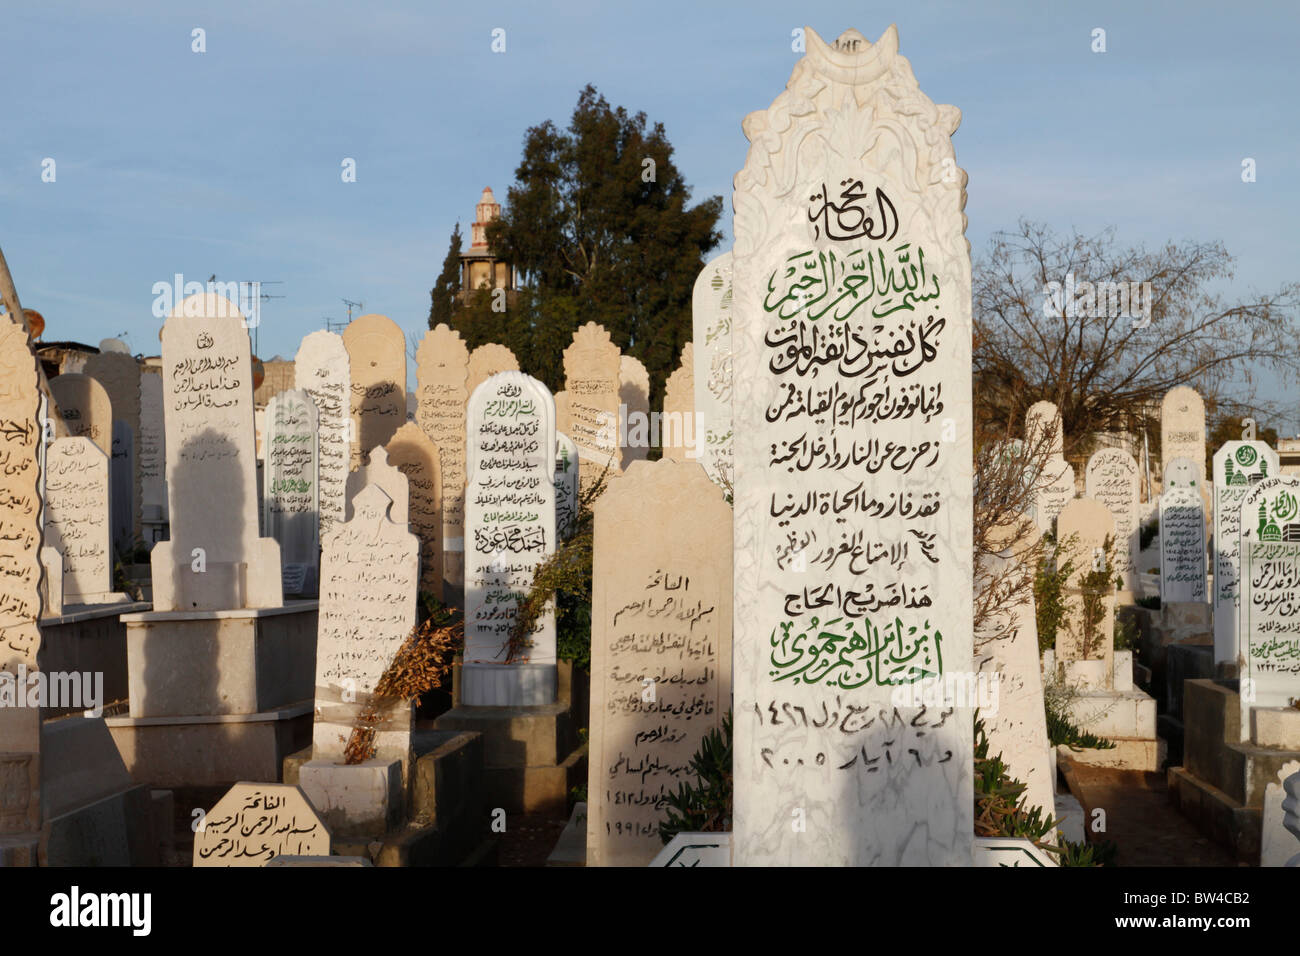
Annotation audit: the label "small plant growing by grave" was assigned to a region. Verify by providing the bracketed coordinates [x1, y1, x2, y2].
[1135, 593, 1161, 610]
[1072, 534, 1115, 661]
[1042, 677, 1116, 751]
[658, 711, 732, 843]
[973, 715, 1115, 866]
[343, 601, 463, 764]
[1114, 607, 1140, 651]
[1034, 530, 1075, 654]
[506, 462, 612, 671]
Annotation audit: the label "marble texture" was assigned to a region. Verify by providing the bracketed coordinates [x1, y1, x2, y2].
[731, 25, 974, 865]
[343, 314, 406, 468]
[463, 371, 556, 706]
[1212, 441, 1279, 666]
[262, 389, 320, 597]
[295, 331, 350, 540]
[192, 782, 329, 866]
[150, 293, 282, 611]
[692, 250, 733, 489]
[416, 324, 469, 598]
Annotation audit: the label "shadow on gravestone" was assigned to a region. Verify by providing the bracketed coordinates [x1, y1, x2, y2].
[159, 430, 251, 610]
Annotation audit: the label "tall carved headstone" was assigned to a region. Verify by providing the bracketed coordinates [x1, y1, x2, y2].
[1160, 457, 1207, 604]
[1213, 441, 1279, 667]
[692, 250, 733, 489]
[1084, 448, 1140, 593]
[84, 344, 142, 543]
[662, 342, 696, 462]
[1027, 402, 1074, 533]
[974, 528, 1054, 822]
[152, 293, 282, 610]
[386, 422, 444, 604]
[312, 484, 419, 767]
[618, 354, 650, 469]
[587, 459, 732, 866]
[43, 437, 114, 603]
[554, 432, 579, 542]
[562, 323, 621, 495]
[49, 373, 111, 458]
[466, 343, 519, 398]
[344, 445, 408, 524]
[0, 322, 44, 853]
[139, 371, 167, 541]
[295, 330, 350, 540]
[109, 420, 134, 554]
[415, 325, 469, 600]
[1237, 475, 1300, 741]
[262, 389, 320, 597]
[1162, 386, 1207, 483]
[732, 25, 974, 865]
[343, 314, 406, 468]
[463, 371, 557, 706]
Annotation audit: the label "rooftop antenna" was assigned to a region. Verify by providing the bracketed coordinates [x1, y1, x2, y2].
[341, 298, 363, 324]
[324, 316, 347, 334]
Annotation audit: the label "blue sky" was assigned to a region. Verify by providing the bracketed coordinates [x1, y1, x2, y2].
[4, 1, 1298, 422]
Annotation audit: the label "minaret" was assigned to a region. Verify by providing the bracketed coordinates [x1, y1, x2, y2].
[459, 187, 516, 296]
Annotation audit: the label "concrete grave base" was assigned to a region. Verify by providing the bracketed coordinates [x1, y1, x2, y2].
[436, 658, 588, 815]
[298, 758, 403, 840]
[37, 601, 151, 718]
[36, 716, 162, 866]
[106, 701, 312, 788]
[284, 729, 487, 867]
[120, 603, 317, 718]
[1059, 684, 1163, 771]
[461, 662, 557, 707]
[1168, 679, 1300, 860]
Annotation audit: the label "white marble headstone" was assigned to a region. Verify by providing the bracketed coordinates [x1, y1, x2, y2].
[692, 250, 733, 489]
[295, 331, 350, 541]
[1160, 456, 1207, 604]
[151, 293, 282, 611]
[42, 437, 114, 603]
[731, 25, 974, 865]
[1084, 448, 1140, 592]
[554, 432, 579, 541]
[463, 371, 557, 706]
[1212, 441, 1279, 666]
[263, 389, 320, 597]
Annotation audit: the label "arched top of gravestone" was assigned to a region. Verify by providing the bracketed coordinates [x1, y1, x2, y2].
[266, 387, 316, 422]
[294, 329, 349, 374]
[1239, 475, 1300, 543]
[345, 445, 409, 525]
[665, 342, 694, 406]
[1025, 401, 1064, 459]
[342, 313, 405, 373]
[596, 458, 728, 539]
[163, 291, 251, 332]
[1162, 385, 1204, 420]
[563, 323, 620, 383]
[1057, 496, 1114, 540]
[693, 249, 733, 318]
[50, 373, 112, 458]
[388, 420, 441, 465]
[417, 324, 470, 377]
[1164, 456, 1200, 490]
[1213, 440, 1278, 486]
[466, 343, 519, 395]
[734, 25, 963, 230]
[97, 338, 131, 354]
[466, 369, 556, 472]
[619, 355, 649, 402]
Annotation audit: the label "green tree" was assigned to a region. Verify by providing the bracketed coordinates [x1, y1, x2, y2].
[427, 222, 462, 330]
[452, 85, 722, 404]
